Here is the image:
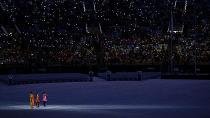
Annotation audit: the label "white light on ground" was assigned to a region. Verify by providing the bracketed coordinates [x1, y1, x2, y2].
[0, 105, 200, 111]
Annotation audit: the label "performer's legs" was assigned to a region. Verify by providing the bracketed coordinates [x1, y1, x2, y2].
[37, 102, 40, 107]
[30, 101, 33, 109]
[43, 101, 46, 107]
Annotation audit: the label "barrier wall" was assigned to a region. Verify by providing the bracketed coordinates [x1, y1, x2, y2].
[0, 73, 91, 85]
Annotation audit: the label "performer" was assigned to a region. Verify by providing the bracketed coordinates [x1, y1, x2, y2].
[29, 91, 35, 109]
[42, 92, 48, 107]
[35, 93, 40, 107]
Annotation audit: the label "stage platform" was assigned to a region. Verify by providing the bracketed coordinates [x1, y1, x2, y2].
[0, 79, 210, 118]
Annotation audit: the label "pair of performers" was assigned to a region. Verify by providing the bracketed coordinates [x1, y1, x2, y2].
[29, 91, 48, 109]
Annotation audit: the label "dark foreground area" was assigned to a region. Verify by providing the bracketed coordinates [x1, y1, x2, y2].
[0, 79, 210, 118]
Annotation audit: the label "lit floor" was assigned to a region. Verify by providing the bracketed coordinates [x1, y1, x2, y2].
[0, 79, 210, 118]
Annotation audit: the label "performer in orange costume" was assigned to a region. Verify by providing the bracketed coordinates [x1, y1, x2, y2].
[29, 91, 35, 109]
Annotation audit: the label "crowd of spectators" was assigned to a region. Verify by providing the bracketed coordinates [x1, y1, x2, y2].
[0, 0, 210, 67]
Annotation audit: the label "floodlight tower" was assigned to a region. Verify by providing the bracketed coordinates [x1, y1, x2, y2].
[168, 9, 174, 73]
[83, 0, 105, 69]
[167, 0, 188, 73]
[191, 0, 197, 75]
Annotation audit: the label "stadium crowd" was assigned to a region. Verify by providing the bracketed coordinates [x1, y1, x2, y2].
[0, 0, 210, 67]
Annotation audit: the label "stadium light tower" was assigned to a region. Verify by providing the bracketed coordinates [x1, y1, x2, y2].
[167, 0, 188, 73]
[80, 0, 106, 69]
[192, 0, 197, 75]
[168, 9, 174, 73]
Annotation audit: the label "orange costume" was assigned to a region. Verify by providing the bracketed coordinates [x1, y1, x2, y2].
[30, 93, 35, 109]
